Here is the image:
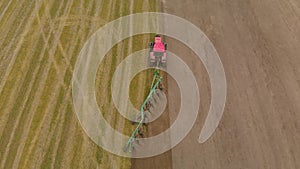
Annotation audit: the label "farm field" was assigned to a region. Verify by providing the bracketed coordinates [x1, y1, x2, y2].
[163, 0, 300, 169]
[1, 0, 300, 169]
[133, 0, 300, 169]
[0, 0, 157, 169]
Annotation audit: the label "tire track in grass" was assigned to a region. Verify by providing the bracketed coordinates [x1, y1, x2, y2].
[9, 0, 71, 167]
[55, 1, 106, 168]
[39, 86, 67, 169]
[0, 33, 45, 168]
[95, 1, 126, 168]
[85, 0, 117, 167]
[52, 103, 74, 169]
[20, 0, 75, 168]
[0, 0, 32, 66]
[0, 0, 38, 117]
[0, 1, 46, 166]
[21, 65, 62, 169]
[0, 0, 27, 44]
[27, 74, 65, 168]
[1, 0, 71, 167]
[0, 0, 14, 26]
[0, 0, 29, 81]
[11, 1, 69, 168]
[0, 0, 41, 101]
[72, 0, 117, 168]
[0, 17, 44, 139]
[113, 1, 135, 168]
[67, 0, 110, 168]
[0, 28, 54, 169]
[49, 0, 101, 168]
[106, 2, 126, 169]
[56, 6, 89, 168]
[32, 0, 105, 168]
[58, 1, 98, 168]
[37, 85, 72, 169]
[2, 0, 68, 166]
[1, 0, 123, 168]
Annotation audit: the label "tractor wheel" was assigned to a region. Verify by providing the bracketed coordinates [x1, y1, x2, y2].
[149, 42, 154, 50]
[161, 62, 167, 68]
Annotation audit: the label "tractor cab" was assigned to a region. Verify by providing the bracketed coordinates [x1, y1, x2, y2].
[149, 35, 167, 67]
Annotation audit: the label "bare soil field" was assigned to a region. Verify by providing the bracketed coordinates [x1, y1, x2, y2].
[162, 0, 300, 169]
[133, 0, 300, 169]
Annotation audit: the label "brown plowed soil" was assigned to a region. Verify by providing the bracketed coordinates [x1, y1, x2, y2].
[133, 0, 300, 168]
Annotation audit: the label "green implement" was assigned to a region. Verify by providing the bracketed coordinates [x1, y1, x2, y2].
[124, 69, 162, 152]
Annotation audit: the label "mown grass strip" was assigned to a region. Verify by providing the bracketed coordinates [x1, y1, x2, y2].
[0, 30, 46, 163]
[53, 103, 73, 169]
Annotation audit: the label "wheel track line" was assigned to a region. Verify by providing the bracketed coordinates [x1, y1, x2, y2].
[0, 0, 54, 134]
[93, 1, 123, 168]
[77, 8, 104, 169]
[0, 12, 45, 139]
[0, 0, 32, 60]
[0, 0, 39, 98]
[107, 6, 126, 169]
[0, 23, 44, 165]
[58, 1, 90, 168]
[0, 0, 27, 44]
[54, 14, 107, 28]
[83, 1, 108, 167]
[34, 7, 69, 89]
[0, 0, 47, 167]
[113, 0, 135, 167]
[38, 91, 66, 169]
[41, 88, 72, 169]
[72, 0, 115, 167]
[62, 0, 107, 168]
[47, 0, 101, 168]
[55, 1, 91, 168]
[49, 92, 74, 169]
[0, 0, 36, 115]
[3, 0, 106, 168]
[1, 1, 62, 168]
[117, 2, 136, 167]
[123, 1, 154, 167]
[20, 0, 73, 166]
[128, 0, 152, 159]
[25, 74, 64, 169]
[72, 0, 116, 167]
[11, 0, 71, 167]
[108, 0, 143, 167]
[10, 1, 72, 167]
[56, 1, 105, 168]
[0, 0, 13, 25]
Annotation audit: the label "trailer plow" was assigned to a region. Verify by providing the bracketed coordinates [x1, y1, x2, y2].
[124, 35, 167, 153]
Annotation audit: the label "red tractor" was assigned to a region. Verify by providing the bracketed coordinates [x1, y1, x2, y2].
[149, 35, 167, 67]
